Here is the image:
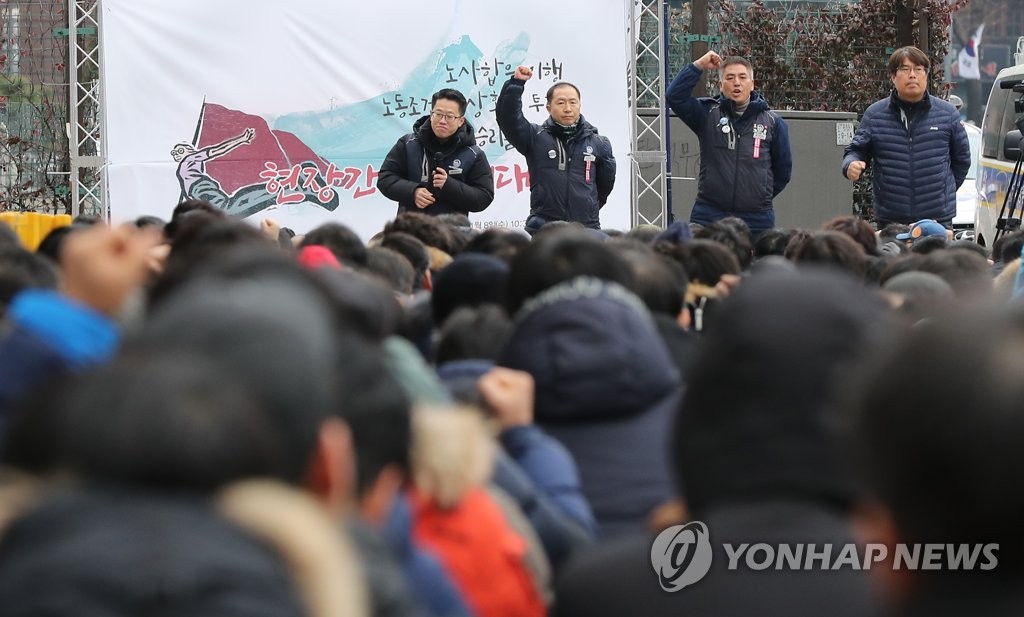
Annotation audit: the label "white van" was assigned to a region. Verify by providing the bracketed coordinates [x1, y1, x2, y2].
[974, 39, 1024, 248]
[953, 122, 981, 235]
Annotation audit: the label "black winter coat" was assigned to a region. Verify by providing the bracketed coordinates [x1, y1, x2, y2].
[378, 116, 494, 217]
[554, 501, 875, 617]
[0, 490, 307, 617]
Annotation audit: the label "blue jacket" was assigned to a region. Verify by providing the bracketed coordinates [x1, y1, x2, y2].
[0, 291, 118, 433]
[842, 91, 971, 223]
[496, 78, 615, 229]
[667, 63, 792, 213]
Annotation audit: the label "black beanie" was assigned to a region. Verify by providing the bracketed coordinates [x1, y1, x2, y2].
[430, 253, 509, 326]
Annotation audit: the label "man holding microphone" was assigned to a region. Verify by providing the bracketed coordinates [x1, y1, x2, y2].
[378, 88, 494, 217]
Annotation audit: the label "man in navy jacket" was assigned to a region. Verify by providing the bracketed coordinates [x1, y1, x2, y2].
[667, 51, 792, 236]
[843, 46, 971, 227]
[496, 66, 616, 235]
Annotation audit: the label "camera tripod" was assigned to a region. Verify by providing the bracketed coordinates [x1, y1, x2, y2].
[993, 97, 1024, 245]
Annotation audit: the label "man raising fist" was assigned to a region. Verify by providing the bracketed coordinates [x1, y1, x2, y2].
[496, 65, 616, 235]
[667, 50, 792, 237]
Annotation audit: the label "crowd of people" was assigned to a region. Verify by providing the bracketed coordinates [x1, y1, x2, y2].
[0, 46, 1018, 617]
[0, 200, 1022, 616]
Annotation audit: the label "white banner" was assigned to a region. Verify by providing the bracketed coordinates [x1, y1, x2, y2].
[102, 0, 632, 239]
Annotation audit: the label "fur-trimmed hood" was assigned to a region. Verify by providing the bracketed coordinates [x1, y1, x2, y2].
[410, 406, 494, 508]
[0, 484, 369, 617]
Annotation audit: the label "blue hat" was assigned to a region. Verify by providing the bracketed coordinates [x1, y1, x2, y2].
[653, 220, 694, 246]
[896, 219, 947, 242]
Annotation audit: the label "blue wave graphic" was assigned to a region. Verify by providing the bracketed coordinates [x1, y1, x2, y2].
[272, 34, 530, 164]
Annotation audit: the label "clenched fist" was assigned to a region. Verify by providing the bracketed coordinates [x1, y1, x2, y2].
[694, 50, 722, 71]
[846, 160, 867, 181]
[514, 65, 533, 81]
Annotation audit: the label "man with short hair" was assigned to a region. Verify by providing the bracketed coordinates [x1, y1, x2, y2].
[843, 46, 971, 228]
[496, 67, 616, 235]
[378, 88, 494, 217]
[667, 51, 792, 236]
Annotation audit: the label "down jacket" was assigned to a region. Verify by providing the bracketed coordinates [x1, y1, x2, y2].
[378, 115, 494, 217]
[842, 91, 970, 224]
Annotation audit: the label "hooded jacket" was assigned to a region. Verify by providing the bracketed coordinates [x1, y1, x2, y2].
[667, 63, 792, 214]
[842, 91, 970, 224]
[496, 79, 615, 229]
[498, 278, 682, 538]
[378, 116, 494, 217]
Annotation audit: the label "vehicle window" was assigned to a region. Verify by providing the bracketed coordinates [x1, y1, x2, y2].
[997, 84, 1021, 162]
[982, 83, 1011, 159]
[967, 130, 980, 179]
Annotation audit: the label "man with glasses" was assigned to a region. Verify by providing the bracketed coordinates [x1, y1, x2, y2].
[496, 66, 616, 235]
[379, 88, 494, 217]
[843, 46, 970, 228]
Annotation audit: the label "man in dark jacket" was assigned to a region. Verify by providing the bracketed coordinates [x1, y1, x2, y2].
[378, 88, 494, 217]
[499, 276, 681, 538]
[667, 51, 792, 236]
[843, 46, 971, 227]
[854, 310, 1024, 617]
[553, 268, 885, 617]
[496, 67, 615, 234]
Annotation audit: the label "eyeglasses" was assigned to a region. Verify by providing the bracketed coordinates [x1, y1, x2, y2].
[430, 111, 462, 122]
[896, 66, 928, 75]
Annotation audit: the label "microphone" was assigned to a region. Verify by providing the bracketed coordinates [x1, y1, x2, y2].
[430, 153, 445, 196]
[1000, 79, 1022, 90]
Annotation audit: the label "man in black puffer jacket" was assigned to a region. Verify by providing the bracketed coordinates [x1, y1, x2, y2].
[496, 66, 616, 235]
[378, 88, 494, 217]
[843, 46, 971, 227]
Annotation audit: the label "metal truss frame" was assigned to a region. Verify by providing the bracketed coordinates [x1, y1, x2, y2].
[629, 0, 669, 228]
[68, 0, 106, 218]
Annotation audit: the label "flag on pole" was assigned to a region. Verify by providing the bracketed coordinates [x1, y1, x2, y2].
[958, 24, 985, 81]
